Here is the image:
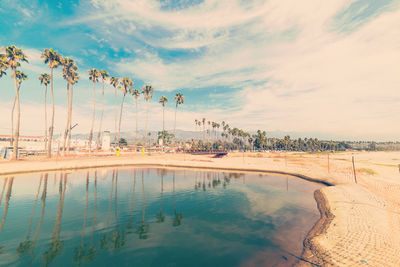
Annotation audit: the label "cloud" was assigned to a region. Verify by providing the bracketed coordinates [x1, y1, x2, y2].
[2, 0, 400, 140]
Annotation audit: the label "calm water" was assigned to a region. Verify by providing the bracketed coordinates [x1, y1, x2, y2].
[0, 168, 322, 266]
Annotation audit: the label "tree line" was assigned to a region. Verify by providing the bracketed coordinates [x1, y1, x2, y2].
[0, 45, 185, 159]
[192, 119, 351, 152]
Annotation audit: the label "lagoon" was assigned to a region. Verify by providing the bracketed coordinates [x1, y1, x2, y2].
[0, 168, 322, 266]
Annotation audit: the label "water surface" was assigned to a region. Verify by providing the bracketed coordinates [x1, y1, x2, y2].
[0, 168, 322, 266]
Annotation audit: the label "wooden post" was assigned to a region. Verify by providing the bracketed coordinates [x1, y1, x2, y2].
[352, 156, 357, 184]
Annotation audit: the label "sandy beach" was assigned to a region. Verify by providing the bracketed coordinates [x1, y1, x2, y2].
[1, 151, 400, 266]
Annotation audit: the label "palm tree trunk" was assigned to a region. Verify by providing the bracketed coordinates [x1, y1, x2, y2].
[67, 85, 73, 153]
[144, 100, 149, 146]
[48, 67, 55, 158]
[96, 81, 105, 150]
[62, 83, 70, 155]
[12, 68, 20, 160]
[114, 86, 117, 148]
[44, 85, 48, 151]
[117, 94, 126, 148]
[162, 106, 165, 150]
[162, 106, 165, 132]
[135, 98, 138, 143]
[174, 105, 177, 140]
[89, 81, 96, 153]
[10, 95, 16, 147]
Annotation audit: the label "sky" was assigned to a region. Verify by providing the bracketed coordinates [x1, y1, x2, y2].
[0, 0, 400, 141]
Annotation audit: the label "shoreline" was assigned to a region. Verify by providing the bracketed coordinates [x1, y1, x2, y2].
[1, 152, 399, 266]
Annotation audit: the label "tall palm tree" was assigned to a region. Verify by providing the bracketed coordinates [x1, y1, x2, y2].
[10, 70, 28, 155]
[142, 85, 154, 146]
[67, 71, 79, 153]
[4, 46, 28, 160]
[62, 58, 78, 154]
[159, 96, 168, 132]
[39, 74, 50, 151]
[96, 70, 109, 150]
[173, 92, 184, 140]
[110, 77, 119, 148]
[118, 77, 133, 148]
[88, 69, 100, 153]
[130, 89, 140, 143]
[42, 48, 62, 157]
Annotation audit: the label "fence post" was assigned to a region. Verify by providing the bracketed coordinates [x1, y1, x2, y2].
[352, 156, 357, 184]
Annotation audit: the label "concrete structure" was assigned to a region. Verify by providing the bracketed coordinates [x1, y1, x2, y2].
[102, 131, 111, 151]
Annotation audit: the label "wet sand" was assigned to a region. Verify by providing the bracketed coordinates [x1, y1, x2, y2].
[1, 151, 400, 266]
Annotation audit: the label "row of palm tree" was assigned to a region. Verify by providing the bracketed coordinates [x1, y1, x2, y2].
[1, 45, 186, 159]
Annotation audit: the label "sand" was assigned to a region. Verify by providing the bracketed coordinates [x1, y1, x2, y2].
[1, 151, 400, 266]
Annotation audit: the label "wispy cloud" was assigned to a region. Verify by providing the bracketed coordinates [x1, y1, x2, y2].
[1, 0, 400, 140]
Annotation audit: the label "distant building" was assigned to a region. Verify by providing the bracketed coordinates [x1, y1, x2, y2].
[0, 134, 45, 151]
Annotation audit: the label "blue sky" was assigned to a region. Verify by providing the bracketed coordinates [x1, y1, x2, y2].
[1, 0, 400, 140]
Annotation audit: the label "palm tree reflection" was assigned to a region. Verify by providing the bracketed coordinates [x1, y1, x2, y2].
[126, 169, 136, 232]
[17, 175, 43, 256]
[136, 170, 149, 239]
[156, 169, 165, 223]
[0, 177, 14, 254]
[31, 173, 48, 256]
[172, 172, 183, 227]
[43, 173, 67, 266]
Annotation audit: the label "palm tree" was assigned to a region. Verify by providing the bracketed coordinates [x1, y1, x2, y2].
[142, 85, 154, 146]
[62, 58, 78, 154]
[0, 54, 9, 77]
[110, 77, 119, 148]
[10, 70, 28, 156]
[39, 74, 50, 151]
[159, 96, 168, 147]
[118, 77, 133, 148]
[4, 46, 28, 160]
[42, 48, 62, 157]
[130, 89, 140, 143]
[88, 69, 100, 153]
[96, 70, 109, 150]
[67, 71, 79, 153]
[173, 92, 184, 141]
